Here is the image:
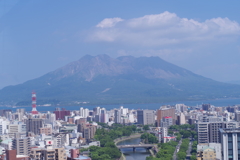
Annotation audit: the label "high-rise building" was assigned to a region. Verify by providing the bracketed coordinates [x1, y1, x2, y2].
[220, 128, 240, 160]
[100, 108, 108, 123]
[137, 110, 155, 125]
[227, 106, 237, 113]
[93, 107, 101, 116]
[120, 106, 128, 115]
[197, 122, 209, 143]
[12, 137, 30, 156]
[114, 110, 121, 123]
[202, 104, 210, 111]
[45, 112, 56, 124]
[209, 122, 226, 143]
[177, 112, 186, 125]
[84, 125, 97, 142]
[235, 111, 240, 122]
[0, 118, 8, 135]
[26, 118, 43, 135]
[80, 107, 89, 118]
[156, 108, 175, 127]
[54, 108, 70, 120]
[197, 121, 239, 144]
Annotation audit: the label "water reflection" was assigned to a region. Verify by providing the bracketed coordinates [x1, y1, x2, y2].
[117, 137, 150, 160]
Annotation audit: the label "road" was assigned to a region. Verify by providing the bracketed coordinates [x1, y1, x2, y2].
[173, 139, 182, 160]
[185, 140, 193, 160]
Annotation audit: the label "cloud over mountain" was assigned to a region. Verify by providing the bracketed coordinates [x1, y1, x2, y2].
[88, 11, 240, 46]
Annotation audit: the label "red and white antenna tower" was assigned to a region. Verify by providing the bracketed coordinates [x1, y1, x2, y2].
[31, 91, 38, 114]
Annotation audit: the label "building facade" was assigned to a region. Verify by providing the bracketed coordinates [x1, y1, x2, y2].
[220, 128, 240, 160]
[26, 118, 43, 135]
[156, 108, 175, 127]
[12, 137, 30, 156]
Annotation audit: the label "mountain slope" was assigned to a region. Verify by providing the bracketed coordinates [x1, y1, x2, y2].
[0, 54, 240, 105]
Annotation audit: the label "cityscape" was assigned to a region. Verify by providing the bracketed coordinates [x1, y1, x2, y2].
[1, 1, 240, 160]
[0, 92, 239, 160]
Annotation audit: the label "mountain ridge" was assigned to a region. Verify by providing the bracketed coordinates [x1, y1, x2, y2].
[0, 54, 239, 106]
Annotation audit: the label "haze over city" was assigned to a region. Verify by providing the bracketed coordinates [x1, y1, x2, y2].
[1, 1, 240, 160]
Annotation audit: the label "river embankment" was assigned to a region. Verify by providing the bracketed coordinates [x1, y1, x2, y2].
[115, 134, 152, 160]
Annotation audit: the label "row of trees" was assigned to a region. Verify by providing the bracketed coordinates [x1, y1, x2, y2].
[177, 138, 190, 160]
[86, 124, 137, 160]
[140, 133, 158, 144]
[190, 141, 198, 160]
[169, 124, 195, 131]
[179, 130, 197, 139]
[146, 141, 178, 160]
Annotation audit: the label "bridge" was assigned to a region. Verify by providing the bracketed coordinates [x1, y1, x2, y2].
[117, 144, 157, 151]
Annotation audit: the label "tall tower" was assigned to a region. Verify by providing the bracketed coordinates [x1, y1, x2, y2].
[31, 91, 38, 114]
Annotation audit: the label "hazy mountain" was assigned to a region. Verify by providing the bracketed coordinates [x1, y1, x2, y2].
[225, 80, 240, 85]
[0, 54, 240, 106]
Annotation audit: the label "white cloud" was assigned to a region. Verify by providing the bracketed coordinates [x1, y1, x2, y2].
[88, 11, 240, 46]
[96, 17, 124, 28]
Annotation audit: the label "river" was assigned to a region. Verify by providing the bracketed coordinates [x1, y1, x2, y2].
[117, 137, 150, 160]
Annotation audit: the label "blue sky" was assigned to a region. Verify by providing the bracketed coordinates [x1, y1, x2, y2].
[0, 0, 240, 88]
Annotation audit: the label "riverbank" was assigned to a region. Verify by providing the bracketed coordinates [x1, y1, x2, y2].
[116, 136, 151, 160]
[114, 133, 142, 145]
[115, 133, 141, 160]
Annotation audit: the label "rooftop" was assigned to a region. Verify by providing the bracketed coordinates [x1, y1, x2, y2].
[219, 128, 240, 133]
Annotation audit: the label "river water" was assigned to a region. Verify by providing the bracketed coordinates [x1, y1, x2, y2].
[117, 137, 150, 160]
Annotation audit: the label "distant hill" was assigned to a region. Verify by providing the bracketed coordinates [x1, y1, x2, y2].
[0, 54, 240, 106]
[226, 80, 240, 85]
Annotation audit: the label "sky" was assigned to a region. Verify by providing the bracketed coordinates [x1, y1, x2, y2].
[0, 0, 240, 89]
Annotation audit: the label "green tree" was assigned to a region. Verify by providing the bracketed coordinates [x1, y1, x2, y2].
[143, 125, 150, 131]
[177, 151, 186, 160]
[190, 155, 197, 160]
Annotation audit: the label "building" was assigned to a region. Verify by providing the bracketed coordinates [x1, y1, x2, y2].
[54, 108, 71, 120]
[0, 118, 8, 135]
[45, 113, 56, 124]
[100, 108, 108, 123]
[197, 122, 209, 144]
[160, 117, 173, 128]
[235, 111, 240, 122]
[202, 104, 210, 111]
[30, 139, 67, 160]
[30, 147, 66, 160]
[26, 118, 43, 135]
[197, 143, 221, 160]
[156, 108, 175, 127]
[39, 127, 52, 135]
[114, 110, 121, 124]
[83, 125, 97, 142]
[197, 121, 239, 144]
[6, 150, 29, 160]
[8, 124, 19, 138]
[177, 112, 186, 125]
[197, 147, 217, 160]
[227, 106, 237, 113]
[12, 137, 30, 156]
[93, 107, 101, 116]
[209, 122, 225, 143]
[80, 108, 89, 118]
[219, 128, 240, 160]
[137, 110, 155, 125]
